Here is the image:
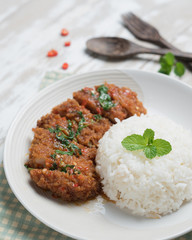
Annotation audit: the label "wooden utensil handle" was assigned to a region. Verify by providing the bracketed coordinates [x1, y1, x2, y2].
[141, 47, 192, 62]
[157, 37, 192, 70]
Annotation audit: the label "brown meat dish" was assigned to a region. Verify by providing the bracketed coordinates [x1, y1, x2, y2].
[25, 83, 146, 202]
[73, 83, 146, 123]
[30, 168, 100, 202]
[45, 102, 112, 148]
[28, 127, 96, 169]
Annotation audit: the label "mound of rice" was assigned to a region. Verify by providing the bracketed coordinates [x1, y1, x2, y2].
[96, 115, 192, 218]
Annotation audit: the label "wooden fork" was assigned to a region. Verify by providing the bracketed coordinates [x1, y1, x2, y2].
[122, 12, 192, 71]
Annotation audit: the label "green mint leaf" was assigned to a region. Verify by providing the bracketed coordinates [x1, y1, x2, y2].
[174, 62, 185, 77]
[143, 129, 154, 144]
[153, 139, 172, 157]
[159, 52, 174, 75]
[158, 53, 185, 77]
[144, 145, 157, 159]
[159, 64, 172, 75]
[121, 134, 147, 151]
[121, 129, 172, 159]
[163, 52, 175, 66]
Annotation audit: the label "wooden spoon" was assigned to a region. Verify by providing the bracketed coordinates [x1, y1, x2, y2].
[86, 37, 192, 61]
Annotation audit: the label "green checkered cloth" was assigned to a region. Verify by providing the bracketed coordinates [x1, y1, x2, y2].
[0, 72, 72, 240]
[1, 71, 192, 240]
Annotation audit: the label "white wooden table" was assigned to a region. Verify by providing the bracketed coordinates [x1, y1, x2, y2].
[1, 0, 192, 164]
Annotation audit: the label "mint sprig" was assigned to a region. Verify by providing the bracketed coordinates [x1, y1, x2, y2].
[158, 52, 185, 77]
[121, 129, 172, 159]
[174, 62, 185, 77]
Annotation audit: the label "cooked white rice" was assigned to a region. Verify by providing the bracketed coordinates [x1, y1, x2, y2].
[96, 115, 192, 218]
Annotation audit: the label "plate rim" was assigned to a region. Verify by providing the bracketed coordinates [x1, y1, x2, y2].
[3, 68, 192, 240]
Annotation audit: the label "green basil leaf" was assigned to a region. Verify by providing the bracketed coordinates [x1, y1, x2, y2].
[153, 139, 172, 157]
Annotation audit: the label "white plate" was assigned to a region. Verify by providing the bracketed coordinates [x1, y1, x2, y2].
[4, 69, 192, 240]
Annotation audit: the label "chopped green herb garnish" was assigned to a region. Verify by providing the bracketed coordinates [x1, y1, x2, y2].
[158, 52, 185, 77]
[76, 121, 87, 136]
[93, 114, 102, 121]
[50, 153, 56, 159]
[61, 164, 81, 175]
[67, 120, 72, 129]
[76, 111, 87, 136]
[121, 128, 172, 159]
[97, 85, 115, 110]
[24, 164, 34, 172]
[67, 120, 75, 140]
[49, 125, 74, 141]
[49, 121, 83, 157]
[56, 132, 70, 144]
[77, 111, 84, 120]
[55, 149, 73, 156]
[48, 127, 55, 133]
[50, 162, 58, 170]
[97, 85, 108, 93]
[70, 143, 82, 155]
[61, 164, 75, 173]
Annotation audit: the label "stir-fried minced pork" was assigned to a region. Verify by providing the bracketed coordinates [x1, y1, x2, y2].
[52, 99, 93, 122]
[37, 113, 71, 129]
[101, 83, 146, 117]
[30, 165, 101, 201]
[51, 99, 111, 147]
[73, 87, 127, 123]
[26, 83, 147, 202]
[73, 83, 146, 123]
[27, 128, 100, 201]
[27, 128, 96, 169]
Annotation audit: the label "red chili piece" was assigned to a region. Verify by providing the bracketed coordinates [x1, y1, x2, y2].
[62, 63, 68, 70]
[96, 107, 101, 114]
[61, 29, 69, 36]
[73, 183, 78, 187]
[47, 49, 58, 57]
[83, 87, 93, 91]
[64, 41, 71, 47]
